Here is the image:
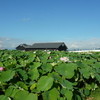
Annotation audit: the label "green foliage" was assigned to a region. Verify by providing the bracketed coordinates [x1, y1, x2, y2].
[0, 70, 15, 82]
[42, 88, 59, 100]
[61, 88, 73, 100]
[0, 95, 9, 100]
[28, 67, 39, 81]
[0, 50, 100, 100]
[37, 76, 54, 91]
[55, 63, 77, 79]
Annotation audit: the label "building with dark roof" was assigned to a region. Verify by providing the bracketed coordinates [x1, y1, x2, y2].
[16, 44, 30, 50]
[16, 42, 68, 51]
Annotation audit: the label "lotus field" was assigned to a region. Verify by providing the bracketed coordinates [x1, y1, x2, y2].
[0, 50, 100, 100]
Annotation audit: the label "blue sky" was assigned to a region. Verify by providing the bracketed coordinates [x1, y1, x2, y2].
[0, 0, 100, 49]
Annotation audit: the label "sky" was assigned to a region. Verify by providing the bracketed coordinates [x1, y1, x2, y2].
[0, 0, 100, 49]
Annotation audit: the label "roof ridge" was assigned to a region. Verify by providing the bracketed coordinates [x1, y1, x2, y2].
[33, 42, 64, 44]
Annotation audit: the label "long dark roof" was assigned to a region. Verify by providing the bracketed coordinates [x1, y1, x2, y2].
[18, 44, 31, 48]
[29, 42, 66, 49]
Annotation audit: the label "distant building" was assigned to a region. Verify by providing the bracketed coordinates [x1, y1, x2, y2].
[16, 44, 30, 50]
[16, 42, 68, 51]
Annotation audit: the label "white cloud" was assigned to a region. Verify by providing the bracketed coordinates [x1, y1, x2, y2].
[66, 38, 100, 49]
[0, 37, 33, 49]
[0, 42, 3, 49]
[0, 37, 100, 50]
